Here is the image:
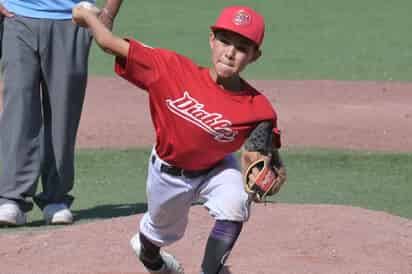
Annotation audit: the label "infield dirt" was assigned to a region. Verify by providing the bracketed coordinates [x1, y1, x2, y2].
[0, 78, 411, 274]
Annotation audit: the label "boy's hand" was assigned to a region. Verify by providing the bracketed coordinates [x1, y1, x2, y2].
[72, 2, 101, 27]
[98, 8, 114, 30]
[0, 4, 15, 17]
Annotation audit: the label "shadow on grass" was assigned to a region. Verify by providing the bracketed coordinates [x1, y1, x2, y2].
[73, 202, 147, 220]
[19, 203, 148, 228]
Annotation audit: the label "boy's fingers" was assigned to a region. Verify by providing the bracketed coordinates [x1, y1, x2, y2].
[0, 4, 15, 17]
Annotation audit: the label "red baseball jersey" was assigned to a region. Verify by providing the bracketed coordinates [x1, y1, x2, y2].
[115, 39, 280, 170]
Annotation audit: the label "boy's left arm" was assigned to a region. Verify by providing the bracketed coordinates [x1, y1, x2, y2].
[241, 121, 287, 200]
[267, 149, 287, 195]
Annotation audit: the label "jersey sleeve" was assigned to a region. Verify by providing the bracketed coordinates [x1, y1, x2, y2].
[272, 125, 281, 149]
[114, 39, 163, 90]
[257, 89, 282, 149]
[270, 106, 282, 149]
[245, 82, 282, 149]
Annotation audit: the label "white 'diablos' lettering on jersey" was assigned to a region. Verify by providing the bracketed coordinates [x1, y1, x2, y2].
[166, 92, 238, 142]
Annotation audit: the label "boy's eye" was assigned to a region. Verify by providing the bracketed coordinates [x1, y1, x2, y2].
[218, 37, 230, 45]
[215, 32, 252, 53]
[218, 37, 247, 52]
[235, 46, 248, 53]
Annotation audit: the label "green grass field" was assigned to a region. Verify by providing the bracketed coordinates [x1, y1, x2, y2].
[4, 147, 411, 230]
[93, 0, 412, 80]
[73, 148, 412, 220]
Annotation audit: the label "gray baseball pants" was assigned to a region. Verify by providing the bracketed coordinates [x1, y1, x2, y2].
[0, 16, 92, 211]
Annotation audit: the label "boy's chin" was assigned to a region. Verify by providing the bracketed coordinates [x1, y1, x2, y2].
[216, 69, 237, 79]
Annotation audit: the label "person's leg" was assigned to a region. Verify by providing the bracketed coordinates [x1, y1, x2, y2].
[198, 154, 251, 274]
[201, 220, 243, 274]
[33, 20, 92, 210]
[0, 15, 4, 58]
[0, 16, 43, 213]
[138, 232, 163, 270]
[131, 231, 184, 274]
[132, 150, 195, 273]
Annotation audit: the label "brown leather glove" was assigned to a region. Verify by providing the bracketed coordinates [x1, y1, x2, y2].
[244, 158, 286, 202]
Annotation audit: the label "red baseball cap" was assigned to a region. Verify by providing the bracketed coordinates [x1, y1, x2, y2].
[210, 6, 265, 47]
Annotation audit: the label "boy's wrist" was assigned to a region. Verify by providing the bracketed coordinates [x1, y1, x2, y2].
[102, 7, 114, 20]
[98, 7, 114, 30]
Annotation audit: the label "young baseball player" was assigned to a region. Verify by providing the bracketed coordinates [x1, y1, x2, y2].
[73, 4, 287, 274]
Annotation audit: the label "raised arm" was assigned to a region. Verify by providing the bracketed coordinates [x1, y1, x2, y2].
[72, 3, 129, 58]
[99, 0, 123, 30]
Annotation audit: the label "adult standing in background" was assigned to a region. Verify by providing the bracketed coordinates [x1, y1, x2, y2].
[0, 0, 123, 226]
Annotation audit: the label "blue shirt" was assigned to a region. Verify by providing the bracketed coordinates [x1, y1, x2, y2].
[2, 0, 96, 19]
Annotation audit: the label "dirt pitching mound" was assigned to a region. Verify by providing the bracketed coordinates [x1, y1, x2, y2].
[0, 204, 411, 274]
[1, 78, 412, 273]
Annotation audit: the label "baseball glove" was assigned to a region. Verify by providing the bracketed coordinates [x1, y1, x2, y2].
[244, 158, 283, 202]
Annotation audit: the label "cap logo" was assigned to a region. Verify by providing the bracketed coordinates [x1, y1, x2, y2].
[232, 10, 251, 26]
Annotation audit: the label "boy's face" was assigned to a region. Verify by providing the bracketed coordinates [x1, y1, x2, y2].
[209, 30, 261, 78]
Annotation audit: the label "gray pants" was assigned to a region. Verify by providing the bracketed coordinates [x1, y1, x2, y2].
[0, 16, 92, 212]
[0, 15, 3, 58]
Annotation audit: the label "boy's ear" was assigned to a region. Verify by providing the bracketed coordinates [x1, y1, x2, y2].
[209, 31, 215, 48]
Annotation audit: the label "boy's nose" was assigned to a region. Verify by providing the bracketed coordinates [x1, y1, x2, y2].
[225, 45, 236, 59]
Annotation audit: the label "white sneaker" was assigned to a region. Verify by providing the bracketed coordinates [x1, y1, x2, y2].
[0, 203, 27, 226]
[43, 203, 73, 225]
[130, 234, 185, 274]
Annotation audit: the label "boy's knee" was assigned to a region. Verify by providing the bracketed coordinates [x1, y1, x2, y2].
[210, 192, 251, 222]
